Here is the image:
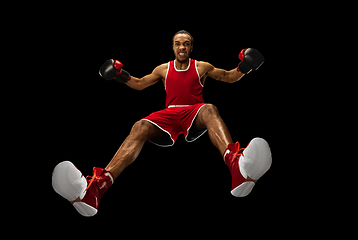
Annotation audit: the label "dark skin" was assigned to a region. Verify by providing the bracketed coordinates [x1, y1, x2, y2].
[106, 33, 245, 179]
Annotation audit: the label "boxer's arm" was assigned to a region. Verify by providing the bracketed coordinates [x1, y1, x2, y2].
[207, 65, 245, 83]
[204, 48, 264, 83]
[208, 65, 245, 83]
[125, 74, 160, 91]
[125, 63, 166, 91]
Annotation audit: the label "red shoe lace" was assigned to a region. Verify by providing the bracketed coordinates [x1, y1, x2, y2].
[227, 142, 258, 183]
[84, 171, 98, 193]
[228, 142, 245, 167]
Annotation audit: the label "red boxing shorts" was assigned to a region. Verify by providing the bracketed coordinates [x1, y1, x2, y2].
[142, 103, 207, 147]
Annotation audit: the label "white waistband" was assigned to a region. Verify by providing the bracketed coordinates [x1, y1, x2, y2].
[168, 105, 191, 108]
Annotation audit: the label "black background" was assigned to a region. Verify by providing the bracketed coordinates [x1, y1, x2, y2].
[27, 3, 305, 237]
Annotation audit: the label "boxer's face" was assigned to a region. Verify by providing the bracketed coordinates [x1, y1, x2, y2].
[173, 33, 193, 63]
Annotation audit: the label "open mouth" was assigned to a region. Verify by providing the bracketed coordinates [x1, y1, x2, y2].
[178, 52, 186, 57]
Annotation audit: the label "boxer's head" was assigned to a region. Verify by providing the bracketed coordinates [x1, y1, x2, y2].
[172, 30, 193, 63]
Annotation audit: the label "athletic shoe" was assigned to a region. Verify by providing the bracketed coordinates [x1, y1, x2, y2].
[223, 138, 272, 197]
[52, 161, 114, 216]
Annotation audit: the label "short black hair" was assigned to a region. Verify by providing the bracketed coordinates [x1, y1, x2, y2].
[172, 30, 194, 45]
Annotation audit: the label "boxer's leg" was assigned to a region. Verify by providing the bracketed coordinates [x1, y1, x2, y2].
[194, 104, 233, 155]
[52, 120, 164, 216]
[105, 120, 163, 179]
[194, 104, 271, 197]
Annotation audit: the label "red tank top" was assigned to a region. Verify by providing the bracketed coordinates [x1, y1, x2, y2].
[165, 59, 205, 108]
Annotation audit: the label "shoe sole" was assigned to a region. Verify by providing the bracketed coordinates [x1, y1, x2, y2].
[52, 161, 97, 216]
[231, 138, 272, 197]
[73, 202, 97, 217]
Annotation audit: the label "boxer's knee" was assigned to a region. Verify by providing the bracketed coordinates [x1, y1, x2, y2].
[195, 104, 221, 130]
[130, 120, 159, 141]
[199, 104, 221, 123]
[202, 104, 219, 116]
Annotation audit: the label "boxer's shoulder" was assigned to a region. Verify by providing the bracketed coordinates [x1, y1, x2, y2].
[152, 62, 169, 79]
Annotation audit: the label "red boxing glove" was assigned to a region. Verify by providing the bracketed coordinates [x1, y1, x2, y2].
[114, 60, 123, 74]
[238, 48, 248, 61]
[113, 60, 131, 83]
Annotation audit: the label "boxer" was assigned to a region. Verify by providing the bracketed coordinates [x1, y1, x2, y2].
[52, 30, 271, 216]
